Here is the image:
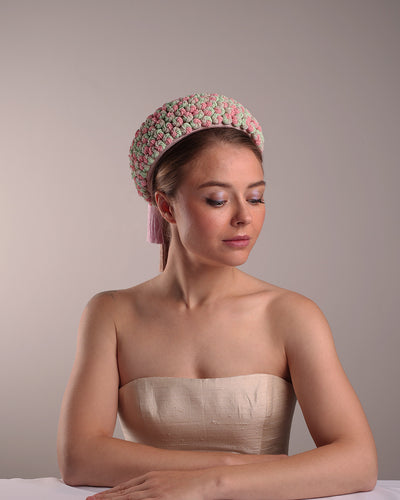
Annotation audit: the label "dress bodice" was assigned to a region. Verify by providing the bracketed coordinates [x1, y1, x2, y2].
[118, 373, 296, 455]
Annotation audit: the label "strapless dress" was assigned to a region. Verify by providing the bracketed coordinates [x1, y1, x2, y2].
[118, 373, 296, 455]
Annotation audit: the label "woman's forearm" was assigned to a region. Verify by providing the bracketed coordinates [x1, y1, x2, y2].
[60, 435, 228, 486]
[208, 440, 377, 500]
[59, 434, 283, 487]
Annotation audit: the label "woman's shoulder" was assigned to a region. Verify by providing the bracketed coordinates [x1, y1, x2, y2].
[254, 282, 330, 346]
[239, 271, 302, 299]
[240, 272, 324, 323]
[84, 278, 161, 318]
[92, 277, 159, 299]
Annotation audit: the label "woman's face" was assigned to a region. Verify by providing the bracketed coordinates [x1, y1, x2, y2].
[169, 143, 265, 268]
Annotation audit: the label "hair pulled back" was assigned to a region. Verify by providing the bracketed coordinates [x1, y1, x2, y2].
[150, 127, 263, 270]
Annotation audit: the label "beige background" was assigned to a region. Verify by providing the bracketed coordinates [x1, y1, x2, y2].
[1, 0, 399, 480]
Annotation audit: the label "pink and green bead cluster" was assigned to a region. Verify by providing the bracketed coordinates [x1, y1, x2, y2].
[129, 93, 264, 203]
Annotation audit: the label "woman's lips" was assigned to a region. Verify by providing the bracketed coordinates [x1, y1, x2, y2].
[222, 236, 251, 248]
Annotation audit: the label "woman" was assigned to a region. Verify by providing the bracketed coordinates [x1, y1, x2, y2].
[57, 93, 377, 499]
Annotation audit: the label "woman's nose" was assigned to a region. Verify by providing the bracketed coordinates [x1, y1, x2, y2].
[231, 201, 252, 226]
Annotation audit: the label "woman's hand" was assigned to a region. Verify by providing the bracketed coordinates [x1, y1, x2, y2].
[86, 455, 288, 500]
[86, 469, 217, 500]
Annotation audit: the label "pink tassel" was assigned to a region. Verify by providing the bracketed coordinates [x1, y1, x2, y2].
[147, 204, 164, 244]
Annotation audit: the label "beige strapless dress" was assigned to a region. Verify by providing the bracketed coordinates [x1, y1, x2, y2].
[118, 373, 296, 455]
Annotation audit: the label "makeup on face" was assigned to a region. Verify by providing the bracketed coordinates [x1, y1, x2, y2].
[199, 180, 266, 208]
[169, 144, 266, 267]
[222, 236, 251, 248]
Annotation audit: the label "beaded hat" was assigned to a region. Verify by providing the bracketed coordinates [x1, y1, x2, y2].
[129, 92, 264, 243]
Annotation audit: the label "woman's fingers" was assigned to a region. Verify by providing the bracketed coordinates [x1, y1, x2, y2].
[86, 469, 208, 500]
[87, 474, 149, 498]
[88, 493, 149, 500]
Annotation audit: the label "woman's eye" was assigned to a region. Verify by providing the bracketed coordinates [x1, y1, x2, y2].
[248, 198, 265, 205]
[206, 198, 226, 207]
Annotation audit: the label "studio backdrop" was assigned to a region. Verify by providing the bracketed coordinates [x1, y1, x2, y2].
[0, 0, 399, 479]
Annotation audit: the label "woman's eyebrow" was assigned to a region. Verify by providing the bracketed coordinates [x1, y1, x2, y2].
[197, 180, 265, 189]
[248, 180, 266, 188]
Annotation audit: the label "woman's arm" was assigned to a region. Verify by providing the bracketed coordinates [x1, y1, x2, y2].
[57, 293, 280, 487]
[208, 294, 378, 499]
[89, 293, 377, 499]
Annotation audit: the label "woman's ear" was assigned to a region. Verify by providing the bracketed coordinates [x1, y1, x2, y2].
[154, 191, 176, 224]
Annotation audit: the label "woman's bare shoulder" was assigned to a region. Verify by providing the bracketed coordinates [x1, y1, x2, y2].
[239, 272, 311, 304]
[89, 278, 158, 304]
[240, 273, 324, 328]
[267, 286, 319, 313]
[84, 277, 162, 323]
[260, 285, 331, 348]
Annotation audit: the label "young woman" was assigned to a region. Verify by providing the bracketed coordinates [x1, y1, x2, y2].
[57, 93, 377, 500]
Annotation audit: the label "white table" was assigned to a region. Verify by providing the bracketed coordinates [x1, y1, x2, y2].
[0, 478, 399, 499]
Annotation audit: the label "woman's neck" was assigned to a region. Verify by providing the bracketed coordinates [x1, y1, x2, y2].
[159, 254, 241, 310]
